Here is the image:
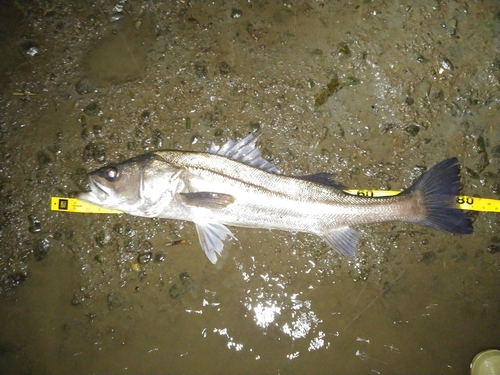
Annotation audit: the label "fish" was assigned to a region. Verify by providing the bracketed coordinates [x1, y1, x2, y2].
[79, 133, 473, 263]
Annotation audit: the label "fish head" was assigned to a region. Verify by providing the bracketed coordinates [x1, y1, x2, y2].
[79, 153, 181, 215]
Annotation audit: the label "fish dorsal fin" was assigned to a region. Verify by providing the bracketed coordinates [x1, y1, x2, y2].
[296, 173, 346, 189]
[207, 133, 279, 174]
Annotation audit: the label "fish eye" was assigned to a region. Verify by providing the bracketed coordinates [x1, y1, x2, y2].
[105, 167, 119, 181]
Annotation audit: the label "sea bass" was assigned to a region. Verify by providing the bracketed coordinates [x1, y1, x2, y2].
[79, 133, 473, 263]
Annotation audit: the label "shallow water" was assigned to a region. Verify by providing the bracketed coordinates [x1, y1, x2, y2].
[0, 1, 499, 374]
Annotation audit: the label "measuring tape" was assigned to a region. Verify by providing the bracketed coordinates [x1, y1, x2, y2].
[344, 190, 500, 212]
[51, 191, 500, 214]
[51, 197, 123, 214]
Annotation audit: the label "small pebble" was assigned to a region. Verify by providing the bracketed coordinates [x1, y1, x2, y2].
[84, 102, 101, 116]
[438, 58, 454, 74]
[33, 238, 50, 261]
[230, 9, 242, 19]
[19, 41, 40, 57]
[140, 110, 150, 121]
[93, 125, 103, 137]
[338, 41, 351, 56]
[95, 230, 112, 247]
[154, 252, 165, 263]
[137, 252, 153, 264]
[404, 124, 420, 136]
[488, 244, 500, 254]
[28, 215, 41, 233]
[10, 272, 27, 287]
[75, 77, 97, 94]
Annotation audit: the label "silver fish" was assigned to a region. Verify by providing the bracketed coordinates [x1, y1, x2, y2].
[79, 133, 473, 263]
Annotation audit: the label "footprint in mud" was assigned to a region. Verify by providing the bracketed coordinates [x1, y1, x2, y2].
[168, 272, 199, 299]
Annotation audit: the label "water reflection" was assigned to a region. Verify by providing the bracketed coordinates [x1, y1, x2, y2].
[282, 301, 320, 340]
[212, 328, 244, 351]
[251, 301, 281, 329]
[173, 246, 334, 360]
[212, 251, 334, 360]
[241, 288, 329, 356]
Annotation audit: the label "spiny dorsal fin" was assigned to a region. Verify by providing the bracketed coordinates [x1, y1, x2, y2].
[207, 133, 279, 174]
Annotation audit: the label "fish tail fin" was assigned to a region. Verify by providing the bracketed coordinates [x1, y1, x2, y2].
[405, 157, 473, 234]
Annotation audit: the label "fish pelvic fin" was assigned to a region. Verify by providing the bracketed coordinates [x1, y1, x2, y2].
[405, 157, 473, 234]
[323, 227, 360, 258]
[195, 222, 235, 264]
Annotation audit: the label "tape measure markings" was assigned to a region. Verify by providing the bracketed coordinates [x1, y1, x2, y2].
[343, 190, 497, 212]
[51, 197, 123, 214]
[51, 192, 499, 214]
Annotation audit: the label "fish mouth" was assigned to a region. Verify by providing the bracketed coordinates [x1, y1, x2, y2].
[78, 178, 109, 204]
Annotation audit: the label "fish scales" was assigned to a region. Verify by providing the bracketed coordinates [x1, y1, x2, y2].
[154, 150, 423, 229]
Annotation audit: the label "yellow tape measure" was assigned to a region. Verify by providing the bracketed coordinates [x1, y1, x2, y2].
[51, 197, 123, 214]
[344, 190, 500, 212]
[51, 192, 500, 214]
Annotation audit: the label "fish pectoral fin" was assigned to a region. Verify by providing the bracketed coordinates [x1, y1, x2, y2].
[180, 192, 235, 209]
[322, 227, 360, 258]
[195, 222, 235, 264]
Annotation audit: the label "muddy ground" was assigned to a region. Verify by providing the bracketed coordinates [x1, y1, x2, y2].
[0, 1, 499, 374]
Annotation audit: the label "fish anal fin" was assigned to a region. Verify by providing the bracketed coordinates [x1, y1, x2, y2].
[180, 192, 235, 209]
[195, 222, 235, 264]
[323, 227, 360, 258]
